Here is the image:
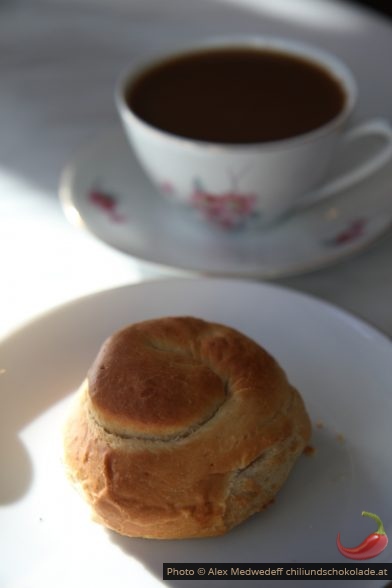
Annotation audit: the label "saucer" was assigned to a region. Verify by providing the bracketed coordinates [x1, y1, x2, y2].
[60, 128, 392, 279]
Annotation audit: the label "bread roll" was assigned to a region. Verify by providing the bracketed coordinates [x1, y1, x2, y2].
[63, 316, 311, 539]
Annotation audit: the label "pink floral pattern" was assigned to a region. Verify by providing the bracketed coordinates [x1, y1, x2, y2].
[327, 218, 367, 246]
[89, 189, 126, 223]
[158, 170, 260, 229]
[191, 189, 258, 228]
[159, 180, 176, 198]
[188, 175, 258, 228]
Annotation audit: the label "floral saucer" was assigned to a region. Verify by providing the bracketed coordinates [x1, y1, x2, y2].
[60, 128, 392, 279]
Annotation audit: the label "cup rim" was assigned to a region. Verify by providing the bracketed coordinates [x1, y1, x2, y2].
[115, 35, 358, 152]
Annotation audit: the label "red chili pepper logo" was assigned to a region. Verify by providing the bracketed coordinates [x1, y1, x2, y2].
[337, 511, 388, 560]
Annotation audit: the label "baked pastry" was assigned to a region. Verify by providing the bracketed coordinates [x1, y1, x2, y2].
[63, 316, 311, 539]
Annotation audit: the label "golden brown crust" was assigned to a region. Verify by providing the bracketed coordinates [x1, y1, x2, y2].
[63, 316, 311, 539]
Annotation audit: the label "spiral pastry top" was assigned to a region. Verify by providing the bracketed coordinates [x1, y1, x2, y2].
[63, 316, 311, 539]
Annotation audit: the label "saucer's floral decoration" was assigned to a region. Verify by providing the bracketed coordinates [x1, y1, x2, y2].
[89, 187, 126, 223]
[326, 218, 367, 247]
[159, 180, 177, 200]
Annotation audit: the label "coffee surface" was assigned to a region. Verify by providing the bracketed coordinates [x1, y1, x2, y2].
[127, 47, 346, 144]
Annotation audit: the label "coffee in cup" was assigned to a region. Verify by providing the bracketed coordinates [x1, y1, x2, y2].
[126, 46, 346, 144]
[116, 37, 392, 229]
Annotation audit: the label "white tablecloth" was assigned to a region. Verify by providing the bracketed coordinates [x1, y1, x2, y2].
[1, 0, 392, 338]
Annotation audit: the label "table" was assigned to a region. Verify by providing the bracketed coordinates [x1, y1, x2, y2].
[1, 0, 392, 339]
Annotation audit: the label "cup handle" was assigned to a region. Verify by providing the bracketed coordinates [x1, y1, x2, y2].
[297, 118, 392, 209]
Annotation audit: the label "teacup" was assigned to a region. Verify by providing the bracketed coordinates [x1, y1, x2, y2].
[115, 37, 392, 229]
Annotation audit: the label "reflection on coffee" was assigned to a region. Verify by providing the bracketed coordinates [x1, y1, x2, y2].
[126, 47, 346, 144]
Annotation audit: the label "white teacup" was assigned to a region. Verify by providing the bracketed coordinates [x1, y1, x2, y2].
[116, 37, 392, 229]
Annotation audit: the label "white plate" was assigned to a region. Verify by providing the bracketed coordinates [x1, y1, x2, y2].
[60, 129, 392, 279]
[1, 278, 391, 587]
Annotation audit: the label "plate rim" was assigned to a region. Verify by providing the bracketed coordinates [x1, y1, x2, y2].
[1, 276, 391, 350]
